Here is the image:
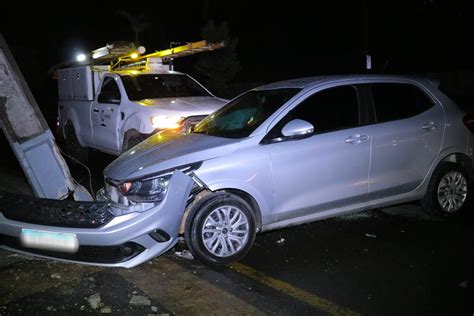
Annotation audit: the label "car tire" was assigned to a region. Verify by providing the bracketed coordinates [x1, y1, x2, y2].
[63, 123, 89, 164]
[184, 192, 257, 265]
[421, 162, 471, 219]
[123, 130, 143, 152]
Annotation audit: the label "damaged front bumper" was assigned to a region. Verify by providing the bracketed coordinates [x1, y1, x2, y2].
[0, 170, 194, 268]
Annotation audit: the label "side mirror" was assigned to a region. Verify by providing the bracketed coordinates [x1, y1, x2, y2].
[98, 91, 121, 104]
[281, 119, 314, 138]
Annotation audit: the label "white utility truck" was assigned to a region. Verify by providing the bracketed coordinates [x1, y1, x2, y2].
[56, 41, 227, 156]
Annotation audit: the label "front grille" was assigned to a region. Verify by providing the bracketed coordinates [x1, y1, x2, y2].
[0, 234, 145, 264]
[0, 190, 113, 228]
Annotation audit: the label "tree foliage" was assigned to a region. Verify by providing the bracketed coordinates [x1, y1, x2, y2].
[116, 10, 151, 46]
[195, 20, 241, 98]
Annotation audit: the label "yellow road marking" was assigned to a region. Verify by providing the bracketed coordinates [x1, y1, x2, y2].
[230, 262, 361, 316]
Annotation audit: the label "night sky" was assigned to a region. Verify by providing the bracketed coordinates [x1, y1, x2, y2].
[1, 0, 474, 116]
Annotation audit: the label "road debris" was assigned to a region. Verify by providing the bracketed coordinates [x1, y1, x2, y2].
[129, 295, 151, 306]
[174, 250, 194, 260]
[51, 273, 61, 279]
[459, 280, 468, 288]
[276, 238, 286, 245]
[100, 306, 112, 313]
[86, 293, 102, 310]
[365, 233, 377, 238]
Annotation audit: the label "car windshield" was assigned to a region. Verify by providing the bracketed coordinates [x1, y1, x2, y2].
[193, 88, 301, 139]
[121, 74, 211, 101]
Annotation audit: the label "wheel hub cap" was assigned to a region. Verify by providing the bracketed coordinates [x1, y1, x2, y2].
[201, 205, 249, 257]
[437, 171, 468, 213]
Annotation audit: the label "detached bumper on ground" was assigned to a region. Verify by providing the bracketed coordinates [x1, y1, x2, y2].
[0, 171, 193, 268]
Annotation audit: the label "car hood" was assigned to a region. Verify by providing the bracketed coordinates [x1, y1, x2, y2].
[104, 131, 240, 181]
[136, 96, 227, 114]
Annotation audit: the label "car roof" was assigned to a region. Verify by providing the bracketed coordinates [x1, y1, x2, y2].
[255, 74, 438, 90]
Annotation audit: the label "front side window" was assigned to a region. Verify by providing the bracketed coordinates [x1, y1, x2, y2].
[371, 83, 435, 123]
[121, 74, 211, 101]
[101, 77, 120, 95]
[267, 85, 360, 140]
[193, 88, 301, 139]
[98, 77, 121, 103]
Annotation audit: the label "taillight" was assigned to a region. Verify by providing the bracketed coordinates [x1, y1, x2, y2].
[463, 114, 474, 133]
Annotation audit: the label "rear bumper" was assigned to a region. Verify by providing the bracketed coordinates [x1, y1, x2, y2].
[0, 171, 194, 268]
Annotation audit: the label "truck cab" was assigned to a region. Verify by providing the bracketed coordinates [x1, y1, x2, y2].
[57, 60, 227, 155]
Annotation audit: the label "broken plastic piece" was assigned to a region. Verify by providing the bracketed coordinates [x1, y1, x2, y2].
[174, 250, 195, 260]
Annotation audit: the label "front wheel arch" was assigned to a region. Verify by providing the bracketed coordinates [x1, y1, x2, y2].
[122, 129, 143, 152]
[220, 188, 262, 232]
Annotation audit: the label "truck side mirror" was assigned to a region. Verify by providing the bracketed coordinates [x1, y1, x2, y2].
[98, 91, 121, 104]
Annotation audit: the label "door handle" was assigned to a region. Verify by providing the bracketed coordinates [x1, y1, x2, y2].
[345, 134, 369, 144]
[93, 109, 99, 113]
[421, 122, 439, 131]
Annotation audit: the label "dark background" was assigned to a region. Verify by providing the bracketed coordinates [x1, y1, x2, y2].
[1, 0, 474, 127]
[0, 4, 473, 313]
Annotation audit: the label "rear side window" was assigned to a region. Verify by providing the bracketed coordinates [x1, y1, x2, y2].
[371, 83, 435, 123]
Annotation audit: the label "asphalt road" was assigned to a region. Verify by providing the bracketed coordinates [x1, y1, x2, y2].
[0, 141, 473, 315]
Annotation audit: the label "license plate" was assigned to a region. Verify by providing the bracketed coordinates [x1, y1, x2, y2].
[20, 229, 79, 253]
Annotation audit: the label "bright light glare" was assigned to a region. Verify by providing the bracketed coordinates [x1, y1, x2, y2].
[131, 53, 139, 59]
[76, 53, 87, 62]
[150, 116, 181, 129]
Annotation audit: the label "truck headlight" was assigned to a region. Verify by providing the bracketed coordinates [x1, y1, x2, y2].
[150, 115, 182, 129]
[118, 173, 171, 203]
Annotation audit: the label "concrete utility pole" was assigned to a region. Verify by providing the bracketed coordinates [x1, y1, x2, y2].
[0, 34, 92, 201]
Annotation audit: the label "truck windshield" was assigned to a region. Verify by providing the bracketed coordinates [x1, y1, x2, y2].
[121, 74, 211, 101]
[193, 88, 301, 139]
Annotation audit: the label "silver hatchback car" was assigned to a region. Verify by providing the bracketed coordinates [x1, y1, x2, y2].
[99, 75, 473, 266]
[2, 75, 471, 267]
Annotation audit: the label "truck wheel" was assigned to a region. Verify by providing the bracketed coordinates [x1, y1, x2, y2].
[63, 123, 89, 164]
[421, 162, 471, 219]
[184, 192, 256, 265]
[123, 130, 143, 152]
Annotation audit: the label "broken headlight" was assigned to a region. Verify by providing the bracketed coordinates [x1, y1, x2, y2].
[118, 173, 171, 203]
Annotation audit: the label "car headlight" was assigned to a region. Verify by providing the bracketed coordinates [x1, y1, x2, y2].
[118, 173, 171, 203]
[150, 115, 182, 129]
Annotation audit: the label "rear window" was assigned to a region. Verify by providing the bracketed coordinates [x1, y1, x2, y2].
[371, 83, 435, 123]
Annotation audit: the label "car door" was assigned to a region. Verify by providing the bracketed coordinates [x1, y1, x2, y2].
[265, 84, 371, 223]
[368, 82, 445, 199]
[91, 76, 122, 153]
